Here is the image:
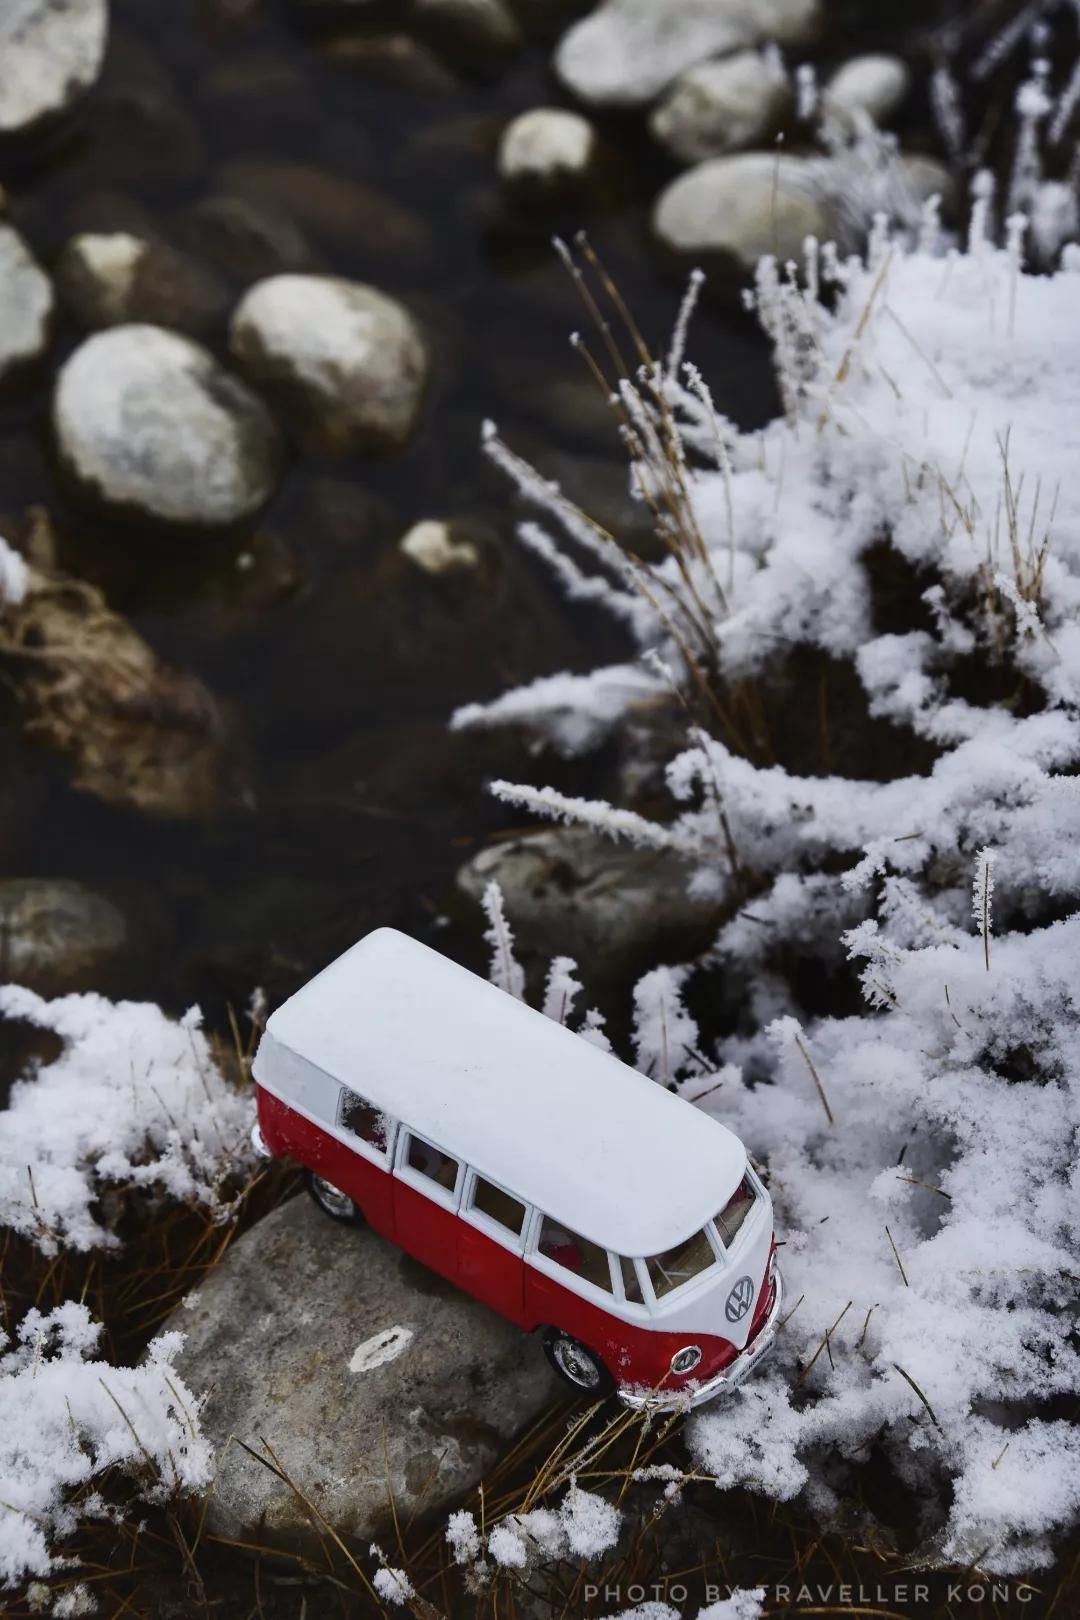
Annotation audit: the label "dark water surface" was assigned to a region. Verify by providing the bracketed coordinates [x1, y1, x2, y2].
[0, 0, 791, 1019]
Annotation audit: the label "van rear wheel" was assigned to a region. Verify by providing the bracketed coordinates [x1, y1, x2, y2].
[305, 1170, 363, 1224]
[542, 1329, 614, 1395]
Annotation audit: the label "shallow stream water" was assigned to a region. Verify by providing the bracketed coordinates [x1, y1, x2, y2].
[0, 0, 810, 1021]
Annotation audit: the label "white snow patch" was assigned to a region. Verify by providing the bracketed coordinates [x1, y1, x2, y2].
[0, 987, 255, 1253]
[0, 1302, 210, 1585]
[348, 1324, 414, 1374]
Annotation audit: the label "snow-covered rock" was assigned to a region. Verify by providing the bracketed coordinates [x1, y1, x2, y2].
[556, 0, 821, 108]
[0, 0, 108, 138]
[497, 106, 598, 195]
[0, 880, 126, 997]
[56, 232, 228, 338]
[0, 224, 53, 379]
[823, 53, 911, 127]
[229, 274, 429, 454]
[653, 152, 828, 270]
[53, 326, 280, 527]
[649, 49, 790, 164]
[170, 1195, 562, 1559]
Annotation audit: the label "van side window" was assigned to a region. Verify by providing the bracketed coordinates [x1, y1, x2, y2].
[537, 1215, 613, 1294]
[645, 1228, 717, 1299]
[405, 1134, 460, 1193]
[469, 1175, 526, 1238]
[620, 1256, 645, 1305]
[714, 1176, 756, 1248]
[338, 1088, 390, 1153]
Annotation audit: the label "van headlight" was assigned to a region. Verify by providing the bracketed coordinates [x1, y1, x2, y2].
[670, 1345, 702, 1375]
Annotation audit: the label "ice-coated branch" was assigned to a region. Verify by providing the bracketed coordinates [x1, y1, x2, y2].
[490, 780, 682, 851]
[481, 880, 525, 1001]
[972, 846, 997, 971]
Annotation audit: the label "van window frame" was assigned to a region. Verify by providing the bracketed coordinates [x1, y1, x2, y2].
[394, 1127, 464, 1211]
[335, 1085, 396, 1167]
[613, 1254, 652, 1317]
[639, 1224, 724, 1309]
[460, 1168, 530, 1252]
[708, 1167, 763, 1257]
[524, 1209, 621, 1305]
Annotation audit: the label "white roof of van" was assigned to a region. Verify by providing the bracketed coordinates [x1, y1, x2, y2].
[256, 928, 746, 1255]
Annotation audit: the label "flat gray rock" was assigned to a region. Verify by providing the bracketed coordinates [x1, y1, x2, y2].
[0, 879, 126, 996]
[457, 826, 722, 975]
[172, 1195, 563, 1558]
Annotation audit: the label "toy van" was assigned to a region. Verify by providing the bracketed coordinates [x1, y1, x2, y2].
[251, 928, 782, 1407]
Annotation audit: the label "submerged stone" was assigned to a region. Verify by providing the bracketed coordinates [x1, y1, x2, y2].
[0, 224, 53, 381]
[229, 275, 429, 455]
[0, 0, 108, 138]
[52, 325, 280, 527]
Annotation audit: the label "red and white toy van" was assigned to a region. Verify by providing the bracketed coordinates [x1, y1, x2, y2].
[251, 928, 782, 1407]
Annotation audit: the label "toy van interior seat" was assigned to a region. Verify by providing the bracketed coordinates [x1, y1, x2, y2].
[252, 928, 782, 1408]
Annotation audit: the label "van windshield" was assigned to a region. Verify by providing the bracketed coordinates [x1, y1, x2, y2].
[644, 1227, 717, 1299]
[713, 1175, 756, 1249]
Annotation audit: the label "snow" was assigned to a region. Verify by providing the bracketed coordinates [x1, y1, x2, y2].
[256, 927, 747, 1255]
[0, 987, 255, 1253]
[453, 664, 666, 756]
[447, 1481, 620, 1577]
[0, 1301, 211, 1585]
[348, 1324, 414, 1373]
[698, 1594, 765, 1620]
[471, 216, 1080, 1567]
[371, 1562, 414, 1605]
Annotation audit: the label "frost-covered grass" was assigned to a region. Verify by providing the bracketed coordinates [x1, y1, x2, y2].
[0, 1303, 210, 1589]
[0, 988, 262, 1600]
[458, 211, 1080, 1573]
[0, 987, 256, 1254]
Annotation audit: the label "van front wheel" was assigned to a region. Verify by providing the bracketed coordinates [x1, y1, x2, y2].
[305, 1170, 363, 1224]
[542, 1329, 614, 1395]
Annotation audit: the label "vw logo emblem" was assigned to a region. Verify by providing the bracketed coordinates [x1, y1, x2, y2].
[725, 1276, 754, 1323]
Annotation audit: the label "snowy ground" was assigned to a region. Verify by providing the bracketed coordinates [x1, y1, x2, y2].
[463, 212, 1080, 1573]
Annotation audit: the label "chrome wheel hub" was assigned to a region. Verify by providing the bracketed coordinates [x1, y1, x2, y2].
[554, 1337, 601, 1388]
[311, 1175, 353, 1219]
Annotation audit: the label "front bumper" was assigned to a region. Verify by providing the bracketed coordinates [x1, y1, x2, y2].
[618, 1265, 785, 1413]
